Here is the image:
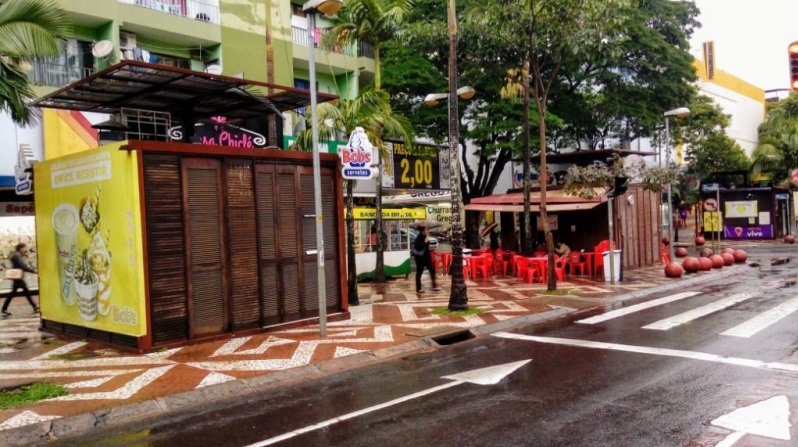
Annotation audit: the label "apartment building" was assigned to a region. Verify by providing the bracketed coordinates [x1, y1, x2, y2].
[1, 0, 375, 190]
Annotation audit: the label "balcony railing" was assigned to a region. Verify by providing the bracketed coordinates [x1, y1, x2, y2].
[291, 26, 374, 59]
[28, 61, 95, 88]
[124, 0, 220, 25]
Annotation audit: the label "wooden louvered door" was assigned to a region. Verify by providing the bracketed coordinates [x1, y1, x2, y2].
[182, 158, 228, 337]
[143, 154, 189, 344]
[254, 164, 280, 325]
[225, 160, 260, 329]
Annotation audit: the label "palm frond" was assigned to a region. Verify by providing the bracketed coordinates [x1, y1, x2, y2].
[0, 0, 71, 57]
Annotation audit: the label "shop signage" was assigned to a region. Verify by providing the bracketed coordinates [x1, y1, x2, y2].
[703, 211, 722, 232]
[15, 143, 35, 195]
[168, 116, 267, 148]
[0, 202, 35, 216]
[353, 207, 426, 220]
[775, 193, 789, 200]
[701, 183, 719, 192]
[725, 200, 758, 218]
[391, 141, 440, 189]
[340, 127, 376, 180]
[724, 225, 773, 239]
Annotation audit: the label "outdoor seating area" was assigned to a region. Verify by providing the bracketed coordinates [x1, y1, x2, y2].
[431, 239, 616, 284]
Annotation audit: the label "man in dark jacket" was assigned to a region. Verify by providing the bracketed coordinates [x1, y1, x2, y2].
[412, 226, 440, 294]
[2, 243, 39, 316]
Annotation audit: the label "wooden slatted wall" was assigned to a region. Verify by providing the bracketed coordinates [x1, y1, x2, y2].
[300, 171, 319, 314]
[617, 185, 661, 269]
[143, 154, 189, 344]
[278, 170, 302, 319]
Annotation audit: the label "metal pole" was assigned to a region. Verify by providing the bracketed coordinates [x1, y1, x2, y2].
[664, 117, 674, 262]
[308, 12, 327, 337]
[713, 185, 723, 255]
[608, 197, 616, 284]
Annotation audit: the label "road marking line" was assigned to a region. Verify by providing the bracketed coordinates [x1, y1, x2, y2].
[577, 291, 702, 324]
[643, 293, 757, 331]
[492, 332, 798, 373]
[721, 296, 798, 338]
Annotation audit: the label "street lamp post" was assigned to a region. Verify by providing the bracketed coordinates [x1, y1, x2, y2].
[303, 0, 343, 337]
[663, 106, 690, 263]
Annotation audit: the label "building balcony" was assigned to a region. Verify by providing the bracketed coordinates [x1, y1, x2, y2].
[291, 26, 375, 60]
[28, 61, 96, 89]
[121, 0, 220, 24]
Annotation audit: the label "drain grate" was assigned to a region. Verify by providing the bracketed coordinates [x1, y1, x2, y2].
[431, 329, 475, 346]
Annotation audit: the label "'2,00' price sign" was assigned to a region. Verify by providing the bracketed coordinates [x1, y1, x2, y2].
[392, 142, 440, 189]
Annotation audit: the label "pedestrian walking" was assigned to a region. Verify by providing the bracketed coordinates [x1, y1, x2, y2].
[1, 243, 39, 316]
[411, 226, 439, 294]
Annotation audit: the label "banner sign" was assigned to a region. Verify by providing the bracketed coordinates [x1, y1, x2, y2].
[391, 142, 440, 189]
[0, 202, 35, 216]
[34, 143, 146, 336]
[723, 225, 773, 239]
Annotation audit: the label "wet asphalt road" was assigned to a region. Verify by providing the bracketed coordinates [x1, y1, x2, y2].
[59, 246, 798, 447]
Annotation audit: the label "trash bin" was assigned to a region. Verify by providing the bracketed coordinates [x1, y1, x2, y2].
[602, 250, 622, 282]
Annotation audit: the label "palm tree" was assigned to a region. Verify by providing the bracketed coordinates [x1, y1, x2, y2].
[292, 89, 414, 305]
[0, 0, 71, 125]
[325, 0, 415, 283]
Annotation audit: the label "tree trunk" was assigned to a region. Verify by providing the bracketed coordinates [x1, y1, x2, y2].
[538, 101, 556, 291]
[465, 210, 481, 248]
[447, 0, 467, 311]
[521, 59, 533, 257]
[346, 180, 359, 305]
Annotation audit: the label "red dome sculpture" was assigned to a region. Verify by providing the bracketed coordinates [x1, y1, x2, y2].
[695, 236, 705, 246]
[721, 253, 735, 266]
[664, 262, 684, 278]
[698, 257, 713, 271]
[722, 247, 736, 255]
[699, 248, 714, 258]
[785, 235, 796, 244]
[675, 247, 688, 258]
[709, 254, 725, 269]
[733, 250, 747, 263]
[682, 257, 700, 273]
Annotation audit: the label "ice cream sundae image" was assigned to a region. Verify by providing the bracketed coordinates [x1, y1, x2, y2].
[74, 249, 99, 321]
[88, 229, 112, 316]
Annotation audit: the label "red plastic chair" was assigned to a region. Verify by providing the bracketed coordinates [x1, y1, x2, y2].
[514, 255, 529, 281]
[659, 243, 670, 265]
[593, 240, 610, 278]
[553, 255, 567, 281]
[567, 251, 587, 276]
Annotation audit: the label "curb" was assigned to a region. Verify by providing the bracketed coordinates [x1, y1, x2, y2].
[1, 266, 743, 446]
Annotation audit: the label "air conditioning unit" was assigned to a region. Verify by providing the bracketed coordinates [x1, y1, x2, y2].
[120, 31, 137, 50]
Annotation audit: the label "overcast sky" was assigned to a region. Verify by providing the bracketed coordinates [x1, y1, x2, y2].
[688, 0, 798, 91]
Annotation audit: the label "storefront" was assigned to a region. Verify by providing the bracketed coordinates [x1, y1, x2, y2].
[31, 62, 345, 351]
[351, 207, 425, 280]
[699, 186, 792, 240]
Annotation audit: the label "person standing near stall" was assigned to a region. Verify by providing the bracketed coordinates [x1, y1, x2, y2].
[412, 226, 440, 294]
[1, 243, 39, 316]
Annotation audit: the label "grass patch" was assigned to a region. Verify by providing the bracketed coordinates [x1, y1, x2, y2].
[430, 307, 486, 317]
[538, 289, 580, 296]
[0, 382, 68, 409]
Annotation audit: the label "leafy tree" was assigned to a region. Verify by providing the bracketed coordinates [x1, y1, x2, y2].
[751, 92, 798, 184]
[671, 95, 749, 178]
[326, 0, 415, 283]
[466, 0, 631, 290]
[0, 0, 71, 125]
[291, 89, 414, 304]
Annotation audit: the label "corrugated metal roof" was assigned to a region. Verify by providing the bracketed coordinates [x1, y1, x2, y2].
[33, 60, 337, 119]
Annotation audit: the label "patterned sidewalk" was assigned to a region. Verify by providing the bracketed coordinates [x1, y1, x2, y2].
[0, 263, 732, 434]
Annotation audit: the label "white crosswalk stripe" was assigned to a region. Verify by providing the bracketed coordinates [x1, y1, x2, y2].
[643, 292, 757, 331]
[577, 291, 702, 324]
[720, 296, 798, 338]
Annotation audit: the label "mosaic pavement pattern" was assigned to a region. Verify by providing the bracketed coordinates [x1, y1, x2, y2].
[0, 263, 723, 431]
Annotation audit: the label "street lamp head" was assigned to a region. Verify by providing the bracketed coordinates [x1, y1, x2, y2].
[664, 107, 690, 119]
[302, 0, 343, 16]
[456, 86, 475, 100]
[424, 93, 448, 107]
[424, 87, 475, 107]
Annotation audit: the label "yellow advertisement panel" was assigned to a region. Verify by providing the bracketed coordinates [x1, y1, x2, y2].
[34, 143, 146, 336]
[353, 207, 426, 220]
[703, 211, 722, 232]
